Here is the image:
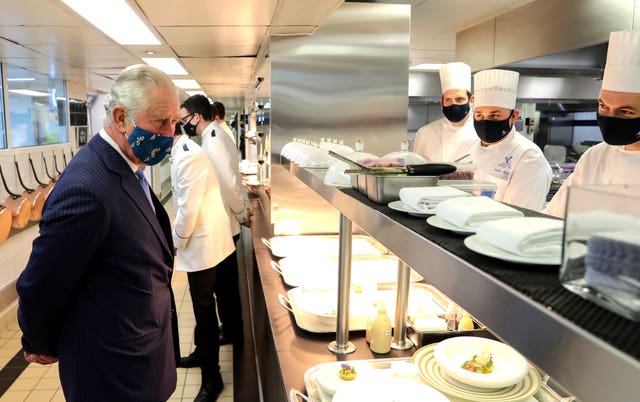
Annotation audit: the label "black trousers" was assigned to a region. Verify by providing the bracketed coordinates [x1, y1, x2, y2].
[187, 266, 220, 383]
[213, 234, 243, 339]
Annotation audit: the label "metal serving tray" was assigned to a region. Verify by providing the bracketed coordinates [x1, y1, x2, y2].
[290, 358, 574, 402]
[278, 283, 448, 333]
[262, 234, 388, 258]
[271, 254, 424, 288]
[365, 174, 438, 204]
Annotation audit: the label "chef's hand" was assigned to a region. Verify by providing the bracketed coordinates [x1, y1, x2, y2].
[24, 352, 58, 365]
[242, 209, 253, 228]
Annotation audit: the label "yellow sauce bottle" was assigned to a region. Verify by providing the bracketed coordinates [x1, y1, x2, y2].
[365, 299, 379, 343]
[370, 304, 392, 354]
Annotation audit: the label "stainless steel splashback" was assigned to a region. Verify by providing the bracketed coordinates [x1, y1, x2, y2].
[269, 2, 410, 235]
[270, 2, 410, 157]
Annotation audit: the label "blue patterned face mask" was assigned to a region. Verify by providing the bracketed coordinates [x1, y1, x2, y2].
[127, 124, 173, 166]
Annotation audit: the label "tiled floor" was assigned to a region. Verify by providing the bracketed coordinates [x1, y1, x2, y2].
[0, 270, 234, 402]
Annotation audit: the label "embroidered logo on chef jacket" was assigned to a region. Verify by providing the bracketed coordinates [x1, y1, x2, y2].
[183, 144, 189, 152]
[492, 155, 513, 180]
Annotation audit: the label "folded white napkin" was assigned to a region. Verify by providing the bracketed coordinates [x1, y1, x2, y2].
[436, 196, 524, 229]
[399, 186, 470, 211]
[477, 217, 564, 257]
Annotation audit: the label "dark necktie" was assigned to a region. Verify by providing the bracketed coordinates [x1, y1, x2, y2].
[135, 168, 155, 213]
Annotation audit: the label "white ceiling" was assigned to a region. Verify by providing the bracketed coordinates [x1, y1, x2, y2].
[0, 0, 535, 111]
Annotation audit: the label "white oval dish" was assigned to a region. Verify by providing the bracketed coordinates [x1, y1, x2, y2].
[433, 337, 529, 390]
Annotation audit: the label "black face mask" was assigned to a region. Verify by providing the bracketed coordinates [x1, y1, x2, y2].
[474, 111, 514, 143]
[597, 113, 640, 146]
[442, 103, 470, 123]
[182, 119, 198, 137]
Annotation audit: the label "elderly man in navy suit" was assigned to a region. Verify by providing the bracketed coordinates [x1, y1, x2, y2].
[17, 64, 181, 402]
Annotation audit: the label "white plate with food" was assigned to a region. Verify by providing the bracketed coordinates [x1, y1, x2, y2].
[412, 343, 541, 401]
[464, 235, 561, 265]
[433, 337, 529, 390]
[315, 362, 373, 396]
[427, 215, 475, 235]
[388, 200, 435, 217]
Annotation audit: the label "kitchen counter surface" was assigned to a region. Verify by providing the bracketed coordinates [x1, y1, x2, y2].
[248, 192, 418, 401]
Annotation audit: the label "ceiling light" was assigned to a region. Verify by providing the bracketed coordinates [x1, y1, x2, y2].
[60, 0, 160, 45]
[9, 89, 50, 97]
[173, 79, 201, 89]
[7, 77, 36, 82]
[145, 51, 156, 55]
[409, 63, 443, 71]
[142, 58, 188, 75]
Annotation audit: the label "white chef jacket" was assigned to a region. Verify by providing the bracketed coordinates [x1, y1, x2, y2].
[201, 121, 250, 236]
[471, 128, 552, 211]
[170, 134, 235, 272]
[544, 142, 640, 218]
[218, 120, 237, 145]
[410, 114, 478, 162]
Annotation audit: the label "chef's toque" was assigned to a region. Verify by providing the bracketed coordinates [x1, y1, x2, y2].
[602, 31, 640, 93]
[473, 69, 520, 109]
[440, 62, 472, 93]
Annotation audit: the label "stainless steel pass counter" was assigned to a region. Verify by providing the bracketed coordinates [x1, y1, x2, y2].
[275, 162, 640, 402]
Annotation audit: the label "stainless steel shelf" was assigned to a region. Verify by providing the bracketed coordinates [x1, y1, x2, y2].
[288, 162, 640, 402]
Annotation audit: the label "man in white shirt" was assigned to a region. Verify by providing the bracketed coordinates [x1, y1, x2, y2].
[180, 95, 251, 348]
[470, 69, 552, 211]
[213, 101, 237, 146]
[545, 31, 640, 218]
[171, 122, 234, 402]
[410, 62, 477, 162]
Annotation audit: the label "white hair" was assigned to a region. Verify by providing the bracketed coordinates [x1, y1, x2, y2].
[102, 64, 176, 126]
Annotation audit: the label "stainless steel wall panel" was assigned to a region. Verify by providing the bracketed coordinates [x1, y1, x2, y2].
[456, 19, 496, 71]
[270, 2, 410, 157]
[408, 71, 441, 97]
[517, 75, 602, 101]
[457, 0, 636, 70]
[494, 0, 634, 66]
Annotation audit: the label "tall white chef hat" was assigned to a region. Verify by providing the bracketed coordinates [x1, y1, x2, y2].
[602, 31, 640, 93]
[439, 62, 471, 93]
[473, 69, 520, 109]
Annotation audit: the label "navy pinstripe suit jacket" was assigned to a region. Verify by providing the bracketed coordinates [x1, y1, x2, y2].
[17, 134, 178, 402]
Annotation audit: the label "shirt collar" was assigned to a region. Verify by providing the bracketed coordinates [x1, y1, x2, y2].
[99, 128, 138, 173]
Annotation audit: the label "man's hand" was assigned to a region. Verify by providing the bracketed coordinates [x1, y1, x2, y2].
[24, 352, 58, 365]
[242, 209, 253, 228]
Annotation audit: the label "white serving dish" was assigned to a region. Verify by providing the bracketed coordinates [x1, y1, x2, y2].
[271, 254, 423, 288]
[278, 283, 446, 333]
[433, 336, 529, 390]
[262, 234, 388, 258]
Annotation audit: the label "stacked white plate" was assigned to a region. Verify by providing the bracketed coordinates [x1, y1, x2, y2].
[412, 337, 541, 401]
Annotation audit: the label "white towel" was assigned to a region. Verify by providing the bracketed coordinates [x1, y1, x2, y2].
[477, 217, 564, 257]
[399, 186, 470, 211]
[435, 196, 524, 229]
